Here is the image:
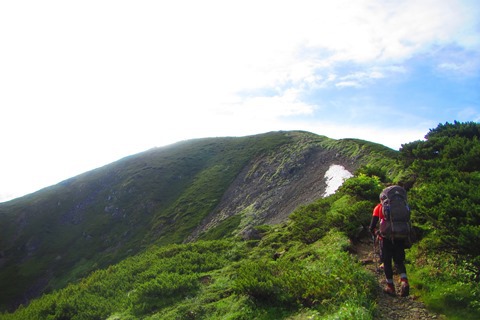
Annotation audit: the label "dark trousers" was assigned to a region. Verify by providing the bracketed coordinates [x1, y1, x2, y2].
[382, 238, 407, 280]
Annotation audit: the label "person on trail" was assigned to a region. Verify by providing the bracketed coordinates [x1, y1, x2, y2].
[370, 198, 410, 297]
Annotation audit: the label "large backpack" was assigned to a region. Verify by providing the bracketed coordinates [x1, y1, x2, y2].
[379, 185, 411, 240]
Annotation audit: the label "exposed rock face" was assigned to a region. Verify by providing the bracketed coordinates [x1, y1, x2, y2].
[187, 145, 358, 241]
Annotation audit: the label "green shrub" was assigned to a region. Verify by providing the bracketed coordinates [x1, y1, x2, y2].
[288, 174, 381, 242]
[355, 165, 388, 183]
[288, 197, 335, 244]
[407, 239, 480, 320]
[337, 174, 383, 202]
[129, 273, 200, 314]
[404, 122, 480, 276]
[234, 230, 376, 316]
[1, 240, 237, 320]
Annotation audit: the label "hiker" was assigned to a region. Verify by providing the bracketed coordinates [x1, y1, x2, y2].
[369, 186, 410, 297]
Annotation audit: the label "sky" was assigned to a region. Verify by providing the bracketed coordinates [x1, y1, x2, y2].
[1, 0, 479, 202]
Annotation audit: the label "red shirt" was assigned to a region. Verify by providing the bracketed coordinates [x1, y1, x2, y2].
[373, 203, 384, 220]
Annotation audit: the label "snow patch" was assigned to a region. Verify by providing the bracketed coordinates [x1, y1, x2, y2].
[323, 164, 353, 197]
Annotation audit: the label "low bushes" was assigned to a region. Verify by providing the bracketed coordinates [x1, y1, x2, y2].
[234, 230, 376, 316]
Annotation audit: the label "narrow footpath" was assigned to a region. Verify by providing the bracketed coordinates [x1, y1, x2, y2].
[352, 237, 446, 320]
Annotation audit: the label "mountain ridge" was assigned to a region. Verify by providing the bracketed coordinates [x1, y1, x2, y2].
[2, 122, 479, 319]
[0, 130, 398, 311]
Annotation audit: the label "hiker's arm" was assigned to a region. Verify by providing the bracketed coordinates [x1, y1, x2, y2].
[369, 216, 379, 235]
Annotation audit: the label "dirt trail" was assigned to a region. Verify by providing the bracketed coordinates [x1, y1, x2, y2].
[352, 237, 446, 320]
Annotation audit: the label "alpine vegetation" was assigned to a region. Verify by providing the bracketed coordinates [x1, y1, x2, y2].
[1, 122, 479, 319]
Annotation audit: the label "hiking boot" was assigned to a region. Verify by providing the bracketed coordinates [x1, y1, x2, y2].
[400, 279, 410, 297]
[384, 283, 395, 296]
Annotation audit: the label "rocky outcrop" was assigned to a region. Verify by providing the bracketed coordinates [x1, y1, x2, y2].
[187, 144, 359, 241]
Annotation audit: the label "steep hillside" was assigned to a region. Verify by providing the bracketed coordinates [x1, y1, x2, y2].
[0, 131, 398, 311]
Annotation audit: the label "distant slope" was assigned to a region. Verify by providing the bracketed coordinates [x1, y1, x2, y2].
[0, 131, 398, 311]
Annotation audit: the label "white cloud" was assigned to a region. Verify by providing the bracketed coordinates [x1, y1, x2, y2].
[435, 50, 480, 77]
[237, 89, 314, 117]
[336, 81, 362, 89]
[458, 107, 480, 122]
[333, 69, 388, 88]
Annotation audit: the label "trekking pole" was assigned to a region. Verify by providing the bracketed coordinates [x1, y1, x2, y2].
[372, 234, 378, 272]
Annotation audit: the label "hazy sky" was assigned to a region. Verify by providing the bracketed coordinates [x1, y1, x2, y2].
[1, 0, 479, 202]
